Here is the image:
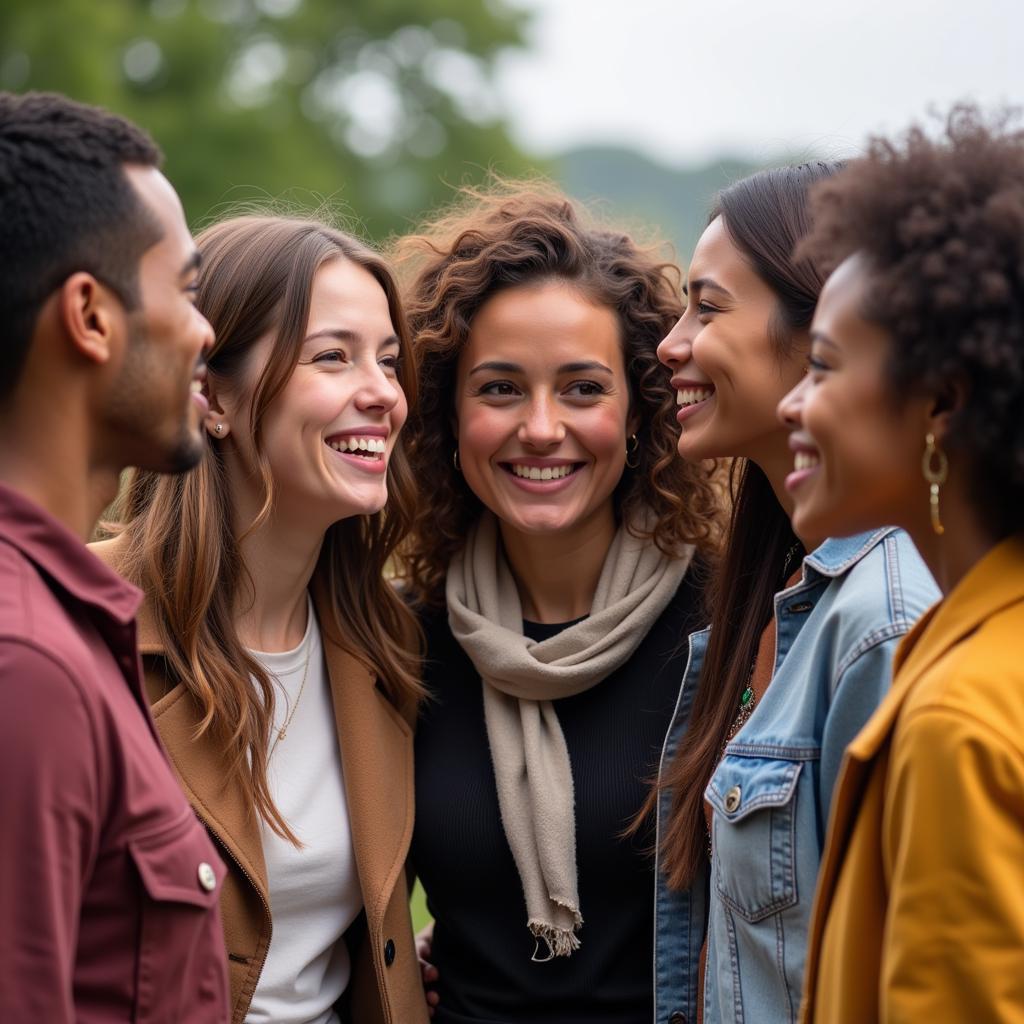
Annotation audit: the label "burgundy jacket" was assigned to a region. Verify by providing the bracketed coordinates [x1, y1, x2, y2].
[0, 483, 230, 1023]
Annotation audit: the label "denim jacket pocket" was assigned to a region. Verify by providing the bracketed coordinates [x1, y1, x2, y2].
[706, 756, 802, 923]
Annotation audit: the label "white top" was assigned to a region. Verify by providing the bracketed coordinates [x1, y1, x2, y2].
[245, 598, 362, 1024]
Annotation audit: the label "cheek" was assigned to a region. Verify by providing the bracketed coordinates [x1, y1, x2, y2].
[455, 402, 510, 458]
[579, 405, 629, 462]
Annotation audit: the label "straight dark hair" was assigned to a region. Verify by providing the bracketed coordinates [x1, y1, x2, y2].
[652, 163, 840, 890]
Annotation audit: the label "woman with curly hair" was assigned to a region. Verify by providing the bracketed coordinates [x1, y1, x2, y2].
[397, 184, 721, 1024]
[653, 165, 938, 1024]
[92, 215, 429, 1024]
[781, 109, 1024, 1023]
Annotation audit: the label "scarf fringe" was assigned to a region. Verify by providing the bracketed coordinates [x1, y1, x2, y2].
[528, 912, 583, 962]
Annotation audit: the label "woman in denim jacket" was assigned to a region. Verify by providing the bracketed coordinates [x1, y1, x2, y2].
[649, 166, 938, 1024]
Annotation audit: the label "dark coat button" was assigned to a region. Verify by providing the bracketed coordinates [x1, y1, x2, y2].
[383, 938, 396, 966]
[669, 1013, 687, 1024]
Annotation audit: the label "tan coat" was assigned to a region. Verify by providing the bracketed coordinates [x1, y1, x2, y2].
[801, 534, 1024, 1023]
[91, 537, 428, 1024]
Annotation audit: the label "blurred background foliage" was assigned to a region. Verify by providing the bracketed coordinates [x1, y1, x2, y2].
[0, 0, 542, 238]
[0, 0, 759, 257]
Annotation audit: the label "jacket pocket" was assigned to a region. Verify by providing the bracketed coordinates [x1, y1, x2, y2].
[706, 755, 802, 922]
[129, 813, 226, 1022]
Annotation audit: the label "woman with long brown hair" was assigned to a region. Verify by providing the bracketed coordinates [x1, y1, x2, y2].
[397, 183, 721, 1024]
[651, 166, 938, 1023]
[93, 215, 428, 1024]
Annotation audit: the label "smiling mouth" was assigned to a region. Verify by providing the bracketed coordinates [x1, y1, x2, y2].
[676, 385, 715, 407]
[793, 450, 820, 472]
[501, 462, 583, 482]
[326, 436, 387, 462]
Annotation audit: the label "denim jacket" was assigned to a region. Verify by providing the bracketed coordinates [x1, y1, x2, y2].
[653, 528, 938, 1024]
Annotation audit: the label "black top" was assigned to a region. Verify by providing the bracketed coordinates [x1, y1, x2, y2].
[412, 568, 706, 1024]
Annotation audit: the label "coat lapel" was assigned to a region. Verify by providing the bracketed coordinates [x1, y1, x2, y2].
[319, 604, 414, 931]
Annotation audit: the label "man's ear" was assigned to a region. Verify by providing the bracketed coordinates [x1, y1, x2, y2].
[58, 272, 122, 365]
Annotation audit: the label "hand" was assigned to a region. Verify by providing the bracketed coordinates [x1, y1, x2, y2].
[416, 921, 440, 1017]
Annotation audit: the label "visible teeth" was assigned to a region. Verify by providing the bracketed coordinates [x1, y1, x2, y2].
[676, 386, 714, 407]
[510, 463, 575, 480]
[190, 380, 203, 394]
[328, 437, 386, 455]
[794, 451, 820, 472]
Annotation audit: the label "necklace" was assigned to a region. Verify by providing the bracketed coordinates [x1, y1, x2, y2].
[723, 542, 801, 743]
[269, 645, 312, 756]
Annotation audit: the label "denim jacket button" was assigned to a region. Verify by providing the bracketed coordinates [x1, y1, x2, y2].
[669, 1012, 687, 1023]
[724, 785, 742, 812]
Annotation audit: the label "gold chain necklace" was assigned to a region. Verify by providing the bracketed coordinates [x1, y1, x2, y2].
[269, 645, 312, 757]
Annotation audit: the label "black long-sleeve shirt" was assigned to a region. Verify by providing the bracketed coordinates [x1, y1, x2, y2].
[412, 569, 705, 1024]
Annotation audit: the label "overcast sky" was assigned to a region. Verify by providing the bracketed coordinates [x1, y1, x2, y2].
[495, 0, 1024, 166]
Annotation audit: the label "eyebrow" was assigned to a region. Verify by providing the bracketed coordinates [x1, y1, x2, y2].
[179, 250, 202, 277]
[682, 276, 733, 300]
[468, 359, 614, 376]
[809, 330, 839, 350]
[303, 328, 401, 348]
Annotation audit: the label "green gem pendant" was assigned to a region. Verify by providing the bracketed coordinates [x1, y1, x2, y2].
[740, 686, 754, 709]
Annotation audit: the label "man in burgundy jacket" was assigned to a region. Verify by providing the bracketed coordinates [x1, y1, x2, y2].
[0, 92, 229, 1022]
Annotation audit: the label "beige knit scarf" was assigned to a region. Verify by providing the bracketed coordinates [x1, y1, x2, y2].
[446, 511, 693, 960]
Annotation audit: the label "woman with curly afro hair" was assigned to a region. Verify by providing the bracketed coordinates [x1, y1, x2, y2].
[778, 107, 1024, 1022]
[395, 183, 722, 1023]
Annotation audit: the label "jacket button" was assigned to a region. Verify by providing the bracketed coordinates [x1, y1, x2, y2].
[724, 785, 742, 812]
[197, 862, 217, 892]
[383, 938, 396, 966]
[669, 1013, 687, 1023]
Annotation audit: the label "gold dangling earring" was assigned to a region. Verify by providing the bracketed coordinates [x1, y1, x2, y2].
[921, 432, 948, 535]
[625, 433, 640, 469]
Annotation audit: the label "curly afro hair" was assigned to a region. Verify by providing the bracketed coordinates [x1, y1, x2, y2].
[800, 105, 1024, 538]
[393, 180, 724, 606]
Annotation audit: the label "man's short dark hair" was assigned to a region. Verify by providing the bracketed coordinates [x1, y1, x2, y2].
[0, 92, 165, 402]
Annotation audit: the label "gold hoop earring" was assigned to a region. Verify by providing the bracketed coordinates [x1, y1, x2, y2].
[453, 447, 461, 472]
[922, 432, 948, 536]
[625, 433, 640, 469]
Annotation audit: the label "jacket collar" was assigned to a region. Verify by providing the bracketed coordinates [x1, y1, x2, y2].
[803, 527, 898, 580]
[848, 532, 1024, 761]
[0, 483, 140, 624]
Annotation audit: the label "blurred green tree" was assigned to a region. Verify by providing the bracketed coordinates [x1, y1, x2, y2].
[0, 0, 540, 238]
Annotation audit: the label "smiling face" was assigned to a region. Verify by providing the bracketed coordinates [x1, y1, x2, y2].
[453, 279, 633, 542]
[218, 257, 407, 532]
[656, 216, 807, 466]
[778, 253, 932, 541]
[105, 166, 214, 473]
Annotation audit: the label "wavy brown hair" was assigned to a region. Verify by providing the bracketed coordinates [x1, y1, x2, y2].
[111, 215, 422, 845]
[394, 182, 722, 605]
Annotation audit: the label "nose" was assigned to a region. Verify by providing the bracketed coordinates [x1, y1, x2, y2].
[518, 393, 566, 448]
[354, 362, 401, 414]
[777, 372, 809, 429]
[196, 308, 215, 363]
[657, 315, 693, 369]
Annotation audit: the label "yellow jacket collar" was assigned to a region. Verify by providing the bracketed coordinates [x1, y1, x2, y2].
[848, 533, 1024, 760]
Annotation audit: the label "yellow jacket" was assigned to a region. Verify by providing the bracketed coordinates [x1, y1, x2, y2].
[801, 534, 1024, 1024]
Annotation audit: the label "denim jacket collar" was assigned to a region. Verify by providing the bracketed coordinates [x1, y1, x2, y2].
[803, 527, 899, 580]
